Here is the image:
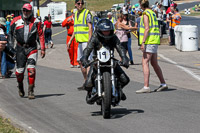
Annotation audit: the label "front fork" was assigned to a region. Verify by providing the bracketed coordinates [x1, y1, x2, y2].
[97, 60, 101, 97]
[110, 51, 117, 98]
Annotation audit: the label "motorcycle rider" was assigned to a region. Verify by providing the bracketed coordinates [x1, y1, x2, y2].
[9, 3, 45, 99]
[80, 19, 130, 101]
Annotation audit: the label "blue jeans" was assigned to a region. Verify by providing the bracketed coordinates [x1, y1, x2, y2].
[127, 38, 133, 61]
[1, 52, 15, 76]
[45, 28, 52, 44]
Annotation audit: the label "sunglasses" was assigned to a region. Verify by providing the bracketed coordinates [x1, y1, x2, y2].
[77, 2, 84, 5]
[23, 9, 31, 12]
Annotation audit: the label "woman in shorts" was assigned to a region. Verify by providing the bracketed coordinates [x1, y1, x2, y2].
[136, 0, 168, 94]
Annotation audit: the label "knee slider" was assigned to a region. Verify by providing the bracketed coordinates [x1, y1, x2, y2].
[28, 68, 35, 77]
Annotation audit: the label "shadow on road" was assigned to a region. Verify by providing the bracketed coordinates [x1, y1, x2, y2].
[132, 63, 142, 65]
[151, 88, 177, 93]
[91, 108, 144, 119]
[34, 93, 65, 99]
[111, 108, 144, 119]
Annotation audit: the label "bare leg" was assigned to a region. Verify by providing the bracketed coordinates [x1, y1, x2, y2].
[142, 52, 152, 87]
[150, 53, 166, 84]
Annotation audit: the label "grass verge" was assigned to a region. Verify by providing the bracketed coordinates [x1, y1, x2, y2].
[180, 12, 200, 16]
[40, 0, 124, 11]
[0, 116, 23, 133]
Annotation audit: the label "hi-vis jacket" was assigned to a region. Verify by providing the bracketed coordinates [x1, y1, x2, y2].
[139, 9, 160, 45]
[169, 12, 181, 29]
[74, 9, 90, 43]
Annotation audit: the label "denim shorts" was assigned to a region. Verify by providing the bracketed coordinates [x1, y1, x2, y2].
[145, 44, 158, 53]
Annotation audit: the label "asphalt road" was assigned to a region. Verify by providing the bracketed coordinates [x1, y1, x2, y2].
[1, 51, 200, 133]
[0, 2, 200, 132]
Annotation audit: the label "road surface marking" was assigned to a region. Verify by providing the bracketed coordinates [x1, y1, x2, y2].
[52, 29, 66, 37]
[159, 54, 200, 81]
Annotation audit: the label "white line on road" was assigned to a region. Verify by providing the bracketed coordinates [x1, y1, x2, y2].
[159, 54, 200, 81]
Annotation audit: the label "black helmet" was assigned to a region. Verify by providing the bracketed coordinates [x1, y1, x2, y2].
[96, 19, 114, 40]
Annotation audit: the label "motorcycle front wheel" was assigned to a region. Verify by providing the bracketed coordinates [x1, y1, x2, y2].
[101, 71, 111, 119]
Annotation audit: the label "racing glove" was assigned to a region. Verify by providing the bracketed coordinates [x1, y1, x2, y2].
[122, 56, 129, 68]
[80, 56, 90, 68]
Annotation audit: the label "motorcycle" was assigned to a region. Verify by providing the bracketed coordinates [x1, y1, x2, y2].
[85, 45, 127, 119]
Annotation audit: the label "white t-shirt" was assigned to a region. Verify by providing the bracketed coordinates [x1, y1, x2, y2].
[123, 6, 126, 12]
[154, 7, 163, 21]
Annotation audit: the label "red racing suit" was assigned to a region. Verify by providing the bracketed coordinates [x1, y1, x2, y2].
[62, 15, 79, 66]
[9, 15, 45, 85]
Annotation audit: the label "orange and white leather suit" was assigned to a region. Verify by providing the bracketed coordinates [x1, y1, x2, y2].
[62, 15, 79, 66]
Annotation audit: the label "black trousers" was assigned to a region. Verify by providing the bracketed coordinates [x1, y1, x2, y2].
[169, 28, 175, 45]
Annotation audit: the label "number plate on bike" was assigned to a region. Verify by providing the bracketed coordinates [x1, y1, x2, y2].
[97, 47, 110, 62]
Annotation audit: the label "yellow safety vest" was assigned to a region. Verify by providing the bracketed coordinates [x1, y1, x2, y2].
[107, 17, 114, 24]
[74, 9, 90, 42]
[139, 9, 160, 45]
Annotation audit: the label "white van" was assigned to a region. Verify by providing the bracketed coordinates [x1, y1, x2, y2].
[34, 2, 67, 25]
[118, 3, 125, 9]
[111, 4, 119, 11]
[111, 3, 125, 11]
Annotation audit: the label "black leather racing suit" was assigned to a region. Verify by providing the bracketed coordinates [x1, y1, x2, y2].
[9, 15, 45, 85]
[81, 32, 130, 91]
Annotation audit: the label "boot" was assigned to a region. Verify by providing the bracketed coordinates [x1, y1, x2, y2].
[18, 82, 25, 97]
[28, 84, 35, 99]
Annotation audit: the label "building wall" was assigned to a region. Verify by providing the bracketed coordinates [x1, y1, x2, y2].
[0, 0, 27, 17]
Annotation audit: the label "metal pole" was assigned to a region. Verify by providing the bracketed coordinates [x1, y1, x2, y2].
[36, 0, 40, 16]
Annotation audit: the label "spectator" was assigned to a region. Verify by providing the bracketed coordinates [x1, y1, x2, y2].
[43, 16, 53, 48]
[131, 5, 135, 15]
[135, 3, 140, 14]
[128, 5, 132, 14]
[1, 15, 12, 78]
[136, 0, 168, 94]
[154, 2, 166, 37]
[122, 11, 134, 65]
[67, 0, 93, 90]
[115, 13, 137, 57]
[167, 3, 181, 46]
[123, 5, 126, 12]
[62, 9, 79, 68]
[135, 9, 142, 46]
[161, 0, 171, 11]
[6, 15, 12, 34]
[0, 17, 15, 79]
[107, 12, 116, 25]
[91, 11, 100, 32]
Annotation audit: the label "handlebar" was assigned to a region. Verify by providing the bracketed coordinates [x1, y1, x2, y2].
[83, 57, 128, 69]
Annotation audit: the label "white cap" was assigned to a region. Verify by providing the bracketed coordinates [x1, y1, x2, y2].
[107, 12, 112, 16]
[90, 11, 96, 16]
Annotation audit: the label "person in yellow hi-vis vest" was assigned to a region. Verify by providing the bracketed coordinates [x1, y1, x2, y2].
[67, 0, 93, 91]
[107, 12, 116, 25]
[136, 0, 168, 94]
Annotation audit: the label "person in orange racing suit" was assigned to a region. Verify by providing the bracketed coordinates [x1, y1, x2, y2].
[62, 9, 79, 68]
[9, 3, 45, 99]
